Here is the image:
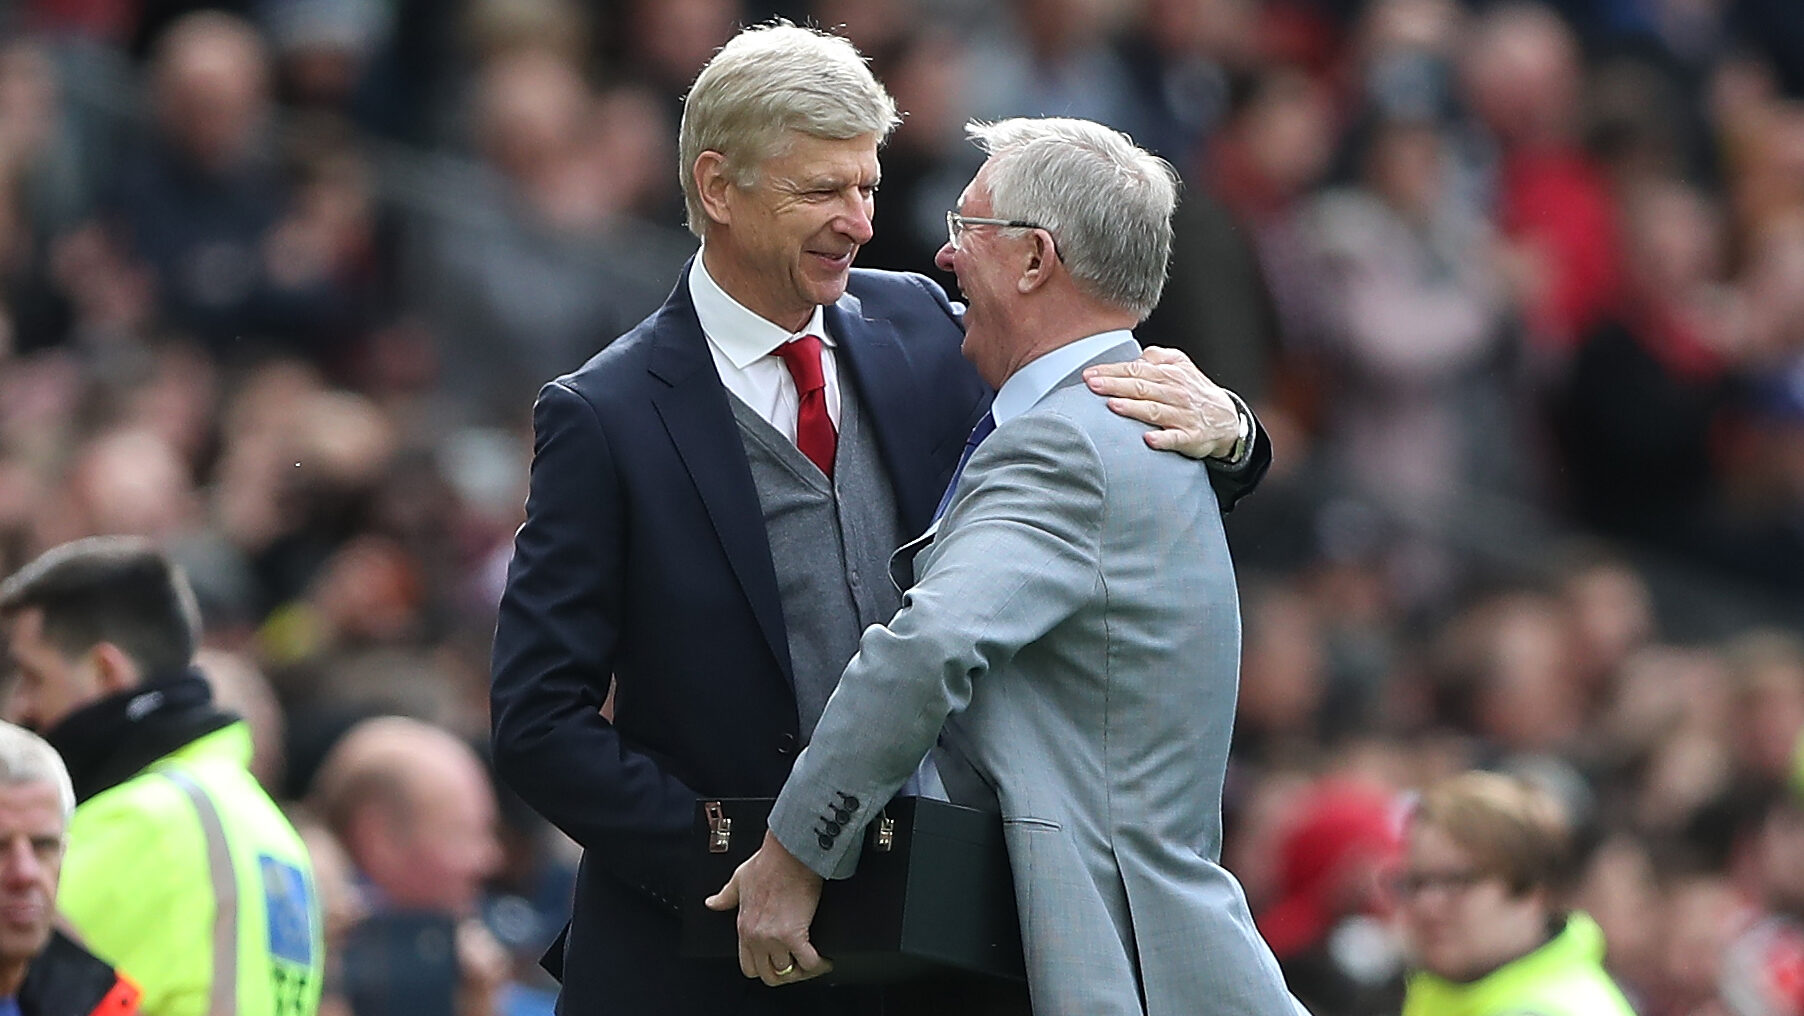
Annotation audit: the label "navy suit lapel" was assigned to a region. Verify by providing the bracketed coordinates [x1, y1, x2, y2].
[645, 268, 794, 685]
[827, 295, 938, 537]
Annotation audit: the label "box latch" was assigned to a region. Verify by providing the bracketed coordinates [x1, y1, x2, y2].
[706, 801, 733, 853]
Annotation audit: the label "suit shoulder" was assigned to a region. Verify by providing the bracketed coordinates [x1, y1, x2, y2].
[1034, 381, 1144, 443]
[548, 313, 669, 413]
[562, 315, 658, 382]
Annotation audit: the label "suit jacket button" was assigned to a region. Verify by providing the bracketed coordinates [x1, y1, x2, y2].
[818, 833, 834, 850]
[776, 733, 796, 757]
[838, 793, 860, 810]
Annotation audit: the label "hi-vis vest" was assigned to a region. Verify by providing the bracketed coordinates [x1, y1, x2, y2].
[58, 723, 324, 1016]
[1402, 912, 1638, 1016]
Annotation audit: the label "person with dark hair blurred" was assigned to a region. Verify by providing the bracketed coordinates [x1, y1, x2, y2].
[1396, 771, 1637, 1016]
[1718, 773, 1804, 1016]
[0, 536, 324, 1016]
[1552, 179, 1733, 551]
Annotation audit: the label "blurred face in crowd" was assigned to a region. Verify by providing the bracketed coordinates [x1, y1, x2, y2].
[697, 131, 879, 332]
[1394, 818, 1548, 981]
[153, 15, 270, 171]
[1, 610, 112, 735]
[1368, 120, 1446, 221]
[378, 755, 502, 916]
[0, 780, 64, 985]
[1758, 800, 1804, 912]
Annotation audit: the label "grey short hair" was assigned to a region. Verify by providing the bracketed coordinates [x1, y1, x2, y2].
[678, 22, 899, 237]
[967, 118, 1179, 319]
[0, 722, 75, 822]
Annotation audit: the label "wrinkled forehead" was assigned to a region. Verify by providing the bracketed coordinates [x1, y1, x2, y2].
[0, 779, 69, 831]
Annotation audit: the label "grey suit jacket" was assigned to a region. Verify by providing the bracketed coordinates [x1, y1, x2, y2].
[768, 342, 1302, 1016]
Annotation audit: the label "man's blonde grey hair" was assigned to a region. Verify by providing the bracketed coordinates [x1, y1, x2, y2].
[678, 22, 899, 237]
[0, 721, 75, 821]
[967, 117, 1179, 320]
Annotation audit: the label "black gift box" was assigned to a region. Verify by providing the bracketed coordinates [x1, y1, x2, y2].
[680, 795, 1026, 984]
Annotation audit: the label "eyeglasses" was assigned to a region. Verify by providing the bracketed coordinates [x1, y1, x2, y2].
[1390, 868, 1487, 899]
[945, 210, 1048, 251]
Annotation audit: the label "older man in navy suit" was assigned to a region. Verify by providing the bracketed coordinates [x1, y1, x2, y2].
[488, 22, 1270, 1016]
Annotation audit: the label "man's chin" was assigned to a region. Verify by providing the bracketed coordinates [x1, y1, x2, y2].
[806, 276, 852, 308]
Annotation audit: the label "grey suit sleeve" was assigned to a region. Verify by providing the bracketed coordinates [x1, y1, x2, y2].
[767, 409, 1106, 878]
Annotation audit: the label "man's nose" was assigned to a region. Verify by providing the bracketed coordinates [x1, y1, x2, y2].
[0, 840, 37, 885]
[934, 242, 956, 272]
[840, 197, 874, 246]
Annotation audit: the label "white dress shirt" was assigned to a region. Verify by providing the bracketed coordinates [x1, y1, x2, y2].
[689, 253, 844, 438]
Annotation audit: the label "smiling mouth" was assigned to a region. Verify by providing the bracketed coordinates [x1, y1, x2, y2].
[810, 250, 854, 268]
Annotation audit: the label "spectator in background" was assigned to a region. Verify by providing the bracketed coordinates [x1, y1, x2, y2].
[960, 0, 1150, 143]
[1711, 213, 1804, 598]
[309, 716, 507, 1016]
[0, 720, 141, 1016]
[102, 12, 328, 360]
[1437, 589, 1590, 759]
[1719, 784, 1804, 1016]
[1115, 0, 1257, 166]
[1396, 771, 1637, 1016]
[853, 22, 981, 295]
[1302, 107, 1514, 521]
[1256, 777, 1407, 1016]
[1461, 2, 1621, 353]
[0, 536, 324, 1016]
[1198, 64, 1338, 392]
[609, 0, 737, 122]
[258, 0, 391, 118]
[1553, 179, 1736, 556]
[1137, 183, 1281, 404]
[402, 43, 692, 426]
[0, 42, 80, 354]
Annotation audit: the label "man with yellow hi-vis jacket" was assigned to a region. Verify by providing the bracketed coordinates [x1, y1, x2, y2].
[0, 536, 323, 1016]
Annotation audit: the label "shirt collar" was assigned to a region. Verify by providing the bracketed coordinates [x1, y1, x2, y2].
[689, 250, 832, 369]
[991, 330, 1138, 426]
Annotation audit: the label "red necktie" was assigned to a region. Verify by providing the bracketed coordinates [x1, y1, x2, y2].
[774, 334, 837, 478]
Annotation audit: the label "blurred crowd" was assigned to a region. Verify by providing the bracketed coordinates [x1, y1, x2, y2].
[0, 0, 1800, 1013]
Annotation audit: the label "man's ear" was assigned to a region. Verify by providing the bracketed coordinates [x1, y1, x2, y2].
[344, 803, 394, 876]
[1016, 229, 1057, 294]
[695, 151, 736, 227]
[87, 643, 141, 696]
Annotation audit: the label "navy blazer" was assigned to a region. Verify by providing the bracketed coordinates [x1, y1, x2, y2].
[489, 264, 1271, 1015]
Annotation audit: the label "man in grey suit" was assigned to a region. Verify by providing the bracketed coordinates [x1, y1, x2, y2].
[708, 117, 1302, 1016]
